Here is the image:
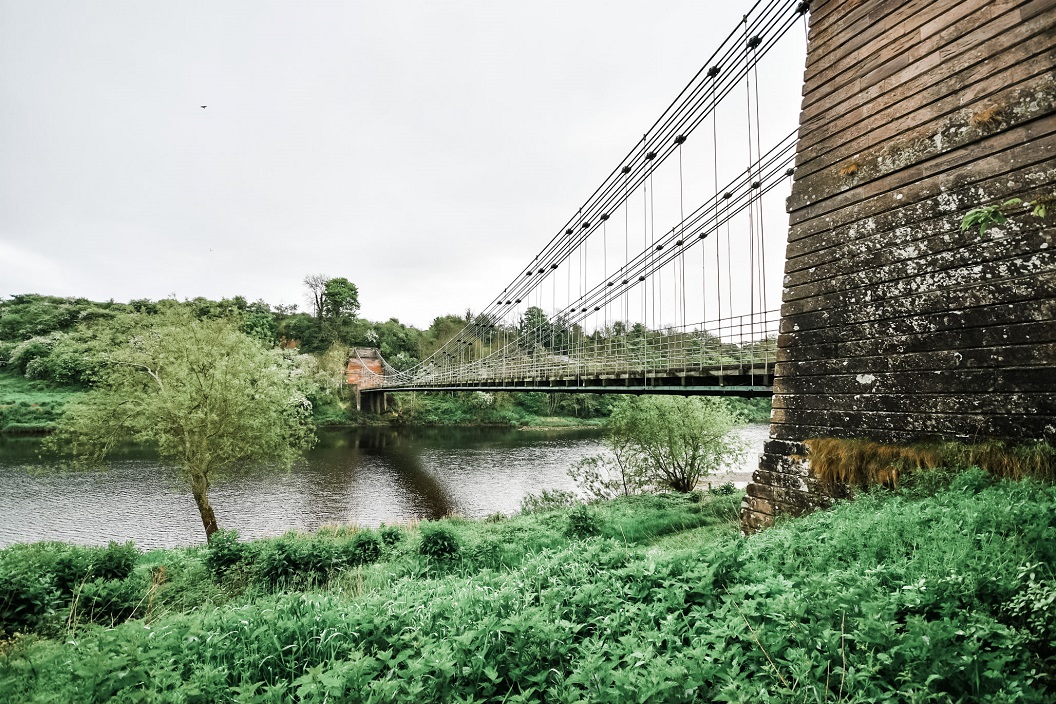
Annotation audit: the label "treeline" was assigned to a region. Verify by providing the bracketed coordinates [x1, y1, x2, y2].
[0, 290, 771, 431]
[0, 289, 467, 382]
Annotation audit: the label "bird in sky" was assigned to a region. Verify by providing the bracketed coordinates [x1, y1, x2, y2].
[200, 105, 207, 109]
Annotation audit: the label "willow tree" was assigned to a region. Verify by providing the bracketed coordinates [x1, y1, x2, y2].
[50, 312, 316, 540]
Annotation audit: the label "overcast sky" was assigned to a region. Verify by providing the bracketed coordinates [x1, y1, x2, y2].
[1, 1, 807, 329]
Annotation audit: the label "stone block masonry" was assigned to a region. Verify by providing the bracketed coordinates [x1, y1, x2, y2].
[742, 0, 1056, 532]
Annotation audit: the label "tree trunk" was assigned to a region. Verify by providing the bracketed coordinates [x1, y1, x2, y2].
[191, 477, 219, 540]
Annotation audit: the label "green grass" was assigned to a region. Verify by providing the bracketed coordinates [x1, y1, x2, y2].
[0, 372, 81, 433]
[2, 475, 1055, 702]
[520, 416, 606, 428]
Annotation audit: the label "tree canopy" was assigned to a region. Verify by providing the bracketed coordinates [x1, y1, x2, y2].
[48, 312, 316, 539]
[572, 395, 747, 497]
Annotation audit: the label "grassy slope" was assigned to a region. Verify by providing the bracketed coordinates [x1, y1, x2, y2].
[0, 372, 81, 433]
[2, 476, 1055, 702]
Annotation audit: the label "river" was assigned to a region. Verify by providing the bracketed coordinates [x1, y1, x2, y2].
[0, 424, 769, 549]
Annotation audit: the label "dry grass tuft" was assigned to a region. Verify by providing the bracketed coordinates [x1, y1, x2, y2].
[970, 105, 1006, 129]
[837, 162, 859, 177]
[801, 437, 1055, 490]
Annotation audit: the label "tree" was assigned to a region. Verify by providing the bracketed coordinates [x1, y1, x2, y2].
[572, 395, 746, 496]
[48, 312, 316, 540]
[303, 274, 329, 320]
[321, 277, 360, 320]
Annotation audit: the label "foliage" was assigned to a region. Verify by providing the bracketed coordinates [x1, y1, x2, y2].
[3, 479, 1056, 702]
[564, 504, 601, 539]
[206, 529, 251, 580]
[723, 396, 771, 424]
[342, 531, 383, 566]
[46, 311, 317, 539]
[961, 193, 1054, 234]
[388, 390, 612, 427]
[321, 278, 360, 320]
[378, 525, 405, 547]
[0, 541, 140, 637]
[519, 488, 580, 514]
[418, 524, 461, 562]
[255, 533, 338, 589]
[574, 395, 747, 495]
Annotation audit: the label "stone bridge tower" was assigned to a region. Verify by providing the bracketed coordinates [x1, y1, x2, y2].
[742, 0, 1056, 531]
[345, 348, 389, 414]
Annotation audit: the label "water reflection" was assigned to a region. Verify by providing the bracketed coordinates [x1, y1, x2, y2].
[0, 425, 768, 549]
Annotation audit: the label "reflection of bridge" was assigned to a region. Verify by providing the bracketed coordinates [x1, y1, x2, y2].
[349, 0, 1056, 533]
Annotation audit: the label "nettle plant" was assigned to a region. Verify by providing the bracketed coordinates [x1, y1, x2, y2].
[961, 194, 1054, 234]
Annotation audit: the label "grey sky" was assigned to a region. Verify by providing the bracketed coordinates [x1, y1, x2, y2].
[1, 1, 807, 329]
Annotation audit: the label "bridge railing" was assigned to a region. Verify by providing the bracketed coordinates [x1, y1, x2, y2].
[371, 310, 778, 390]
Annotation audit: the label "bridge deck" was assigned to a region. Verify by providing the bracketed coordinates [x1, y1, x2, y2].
[364, 364, 775, 397]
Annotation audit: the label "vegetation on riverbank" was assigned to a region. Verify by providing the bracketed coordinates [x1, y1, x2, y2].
[0, 374, 78, 434]
[2, 471, 1054, 702]
[0, 293, 773, 434]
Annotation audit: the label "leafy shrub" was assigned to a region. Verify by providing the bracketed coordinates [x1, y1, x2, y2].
[0, 565, 59, 637]
[949, 465, 997, 494]
[466, 537, 501, 570]
[7, 334, 62, 376]
[520, 489, 579, 514]
[92, 541, 137, 581]
[899, 465, 960, 497]
[205, 529, 249, 579]
[0, 340, 16, 366]
[256, 534, 337, 589]
[708, 481, 736, 496]
[565, 504, 601, 539]
[418, 524, 461, 561]
[51, 542, 137, 593]
[76, 574, 147, 625]
[1005, 562, 1056, 651]
[378, 525, 404, 547]
[342, 531, 383, 566]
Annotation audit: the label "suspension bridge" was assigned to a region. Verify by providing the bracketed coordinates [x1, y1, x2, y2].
[347, 0, 1056, 533]
[353, 0, 810, 401]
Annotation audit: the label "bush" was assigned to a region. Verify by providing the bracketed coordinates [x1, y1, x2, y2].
[466, 537, 502, 570]
[256, 534, 337, 589]
[0, 565, 59, 637]
[520, 489, 579, 514]
[75, 574, 147, 626]
[342, 531, 383, 566]
[565, 504, 601, 539]
[92, 541, 138, 582]
[708, 482, 736, 496]
[418, 524, 461, 562]
[7, 334, 61, 376]
[205, 529, 249, 579]
[378, 525, 404, 547]
[51, 542, 136, 593]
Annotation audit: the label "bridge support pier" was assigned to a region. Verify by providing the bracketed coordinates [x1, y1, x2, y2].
[741, 0, 1056, 534]
[361, 392, 388, 416]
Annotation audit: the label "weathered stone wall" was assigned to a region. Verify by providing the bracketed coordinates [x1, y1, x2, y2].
[742, 0, 1056, 532]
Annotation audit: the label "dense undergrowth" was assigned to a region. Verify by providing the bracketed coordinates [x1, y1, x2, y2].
[2, 473, 1054, 702]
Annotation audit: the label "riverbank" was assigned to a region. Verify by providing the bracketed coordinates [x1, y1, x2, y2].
[2, 472, 1054, 702]
[0, 369, 773, 435]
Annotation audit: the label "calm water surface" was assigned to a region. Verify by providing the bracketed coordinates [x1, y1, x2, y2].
[0, 424, 768, 549]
